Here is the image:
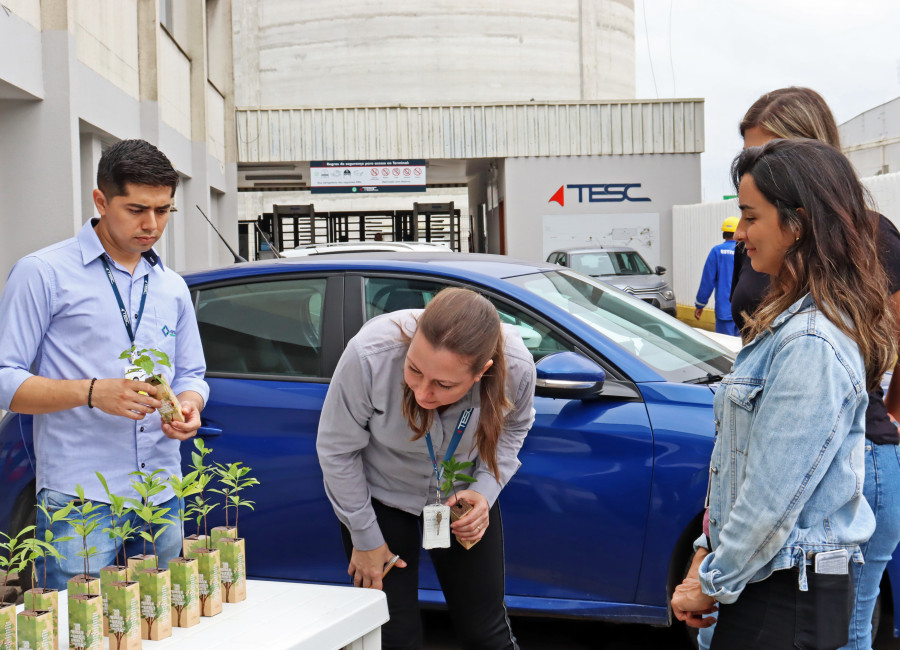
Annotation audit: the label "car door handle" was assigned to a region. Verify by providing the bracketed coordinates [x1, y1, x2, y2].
[197, 425, 222, 438]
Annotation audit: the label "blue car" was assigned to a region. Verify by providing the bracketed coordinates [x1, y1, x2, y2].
[1, 252, 896, 640]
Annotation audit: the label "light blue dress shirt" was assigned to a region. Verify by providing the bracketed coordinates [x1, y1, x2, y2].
[0, 219, 209, 504]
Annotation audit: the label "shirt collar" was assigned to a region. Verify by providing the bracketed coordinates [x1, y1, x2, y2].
[771, 294, 815, 329]
[78, 218, 165, 271]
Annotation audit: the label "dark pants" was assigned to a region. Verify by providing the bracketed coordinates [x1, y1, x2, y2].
[711, 567, 854, 650]
[341, 499, 518, 650]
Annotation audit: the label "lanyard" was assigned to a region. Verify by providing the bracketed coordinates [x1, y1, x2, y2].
[425, 407, 474, 495]
[101, 256, 149, 345]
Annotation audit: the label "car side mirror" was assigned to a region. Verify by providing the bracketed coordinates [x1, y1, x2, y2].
[655, 266, 666, 275]
[534, 352, 605, 400]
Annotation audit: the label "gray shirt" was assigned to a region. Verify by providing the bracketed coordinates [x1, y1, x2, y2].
[317, 309, 536, 551]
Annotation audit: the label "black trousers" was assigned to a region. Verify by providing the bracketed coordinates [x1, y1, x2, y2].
[710, 567, 854, 650]
[341, 499, 518, 650]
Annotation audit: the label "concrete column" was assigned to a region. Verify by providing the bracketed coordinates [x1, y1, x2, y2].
[79, 133, 103, 222]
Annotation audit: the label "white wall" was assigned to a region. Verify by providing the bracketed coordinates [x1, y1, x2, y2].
[671, 171, 900, 309]
[503, 154, 702, 280]
[74, 0, 140, 99]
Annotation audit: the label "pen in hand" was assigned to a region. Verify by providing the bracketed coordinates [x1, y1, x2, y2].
[382, 554, 401, 579]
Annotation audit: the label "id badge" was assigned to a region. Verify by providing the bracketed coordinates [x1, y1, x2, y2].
[422, 503, 451, 549]
[125, 364, 149, 383]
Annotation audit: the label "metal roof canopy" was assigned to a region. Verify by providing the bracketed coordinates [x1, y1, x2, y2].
[236, 99, 705, 167]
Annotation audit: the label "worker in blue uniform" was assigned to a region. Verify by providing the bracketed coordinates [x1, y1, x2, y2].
[694, 217, 740, 336]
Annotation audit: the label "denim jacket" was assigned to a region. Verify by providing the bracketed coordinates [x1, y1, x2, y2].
[698, 294, 875, 604]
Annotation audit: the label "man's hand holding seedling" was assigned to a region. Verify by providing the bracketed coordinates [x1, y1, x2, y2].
[87, 377, 163, 419]
[446, 489, 489, 542]
[161, 391, 204, 441]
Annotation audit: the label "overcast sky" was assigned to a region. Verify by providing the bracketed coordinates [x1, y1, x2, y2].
[634, 0, 900, 201]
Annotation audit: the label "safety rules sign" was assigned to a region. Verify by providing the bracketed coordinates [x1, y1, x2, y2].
[310, 160, 427, 193]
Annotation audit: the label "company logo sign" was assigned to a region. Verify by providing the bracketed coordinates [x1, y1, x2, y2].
[161, 325, 176, 337]
[549, 184, 650, 206]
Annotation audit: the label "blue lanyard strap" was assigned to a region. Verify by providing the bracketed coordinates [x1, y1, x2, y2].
[425, 407, 474, 488]
[101, 256, 149, 345]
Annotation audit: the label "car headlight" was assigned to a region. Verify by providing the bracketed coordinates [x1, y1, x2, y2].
[662, 290, 674, 300]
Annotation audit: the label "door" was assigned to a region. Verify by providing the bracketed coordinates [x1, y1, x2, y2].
[192, 274, 348, 583]
[356, 275, 655, 605]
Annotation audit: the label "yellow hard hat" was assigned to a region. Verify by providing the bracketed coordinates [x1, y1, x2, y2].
[722, 217, 740, 233]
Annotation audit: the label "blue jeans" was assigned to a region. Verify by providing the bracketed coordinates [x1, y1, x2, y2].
[34, 488, 184, 591]
[715, 318, 740, 336]
[840, 442, 900, 650]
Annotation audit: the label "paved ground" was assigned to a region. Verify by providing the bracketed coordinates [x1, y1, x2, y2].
[423, 609, 900, 650]
[423, 610, 693, 649]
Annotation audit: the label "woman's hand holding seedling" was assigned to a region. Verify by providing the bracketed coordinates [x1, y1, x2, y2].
[446, 489, 489, 541]
[349, 543, 407, 591]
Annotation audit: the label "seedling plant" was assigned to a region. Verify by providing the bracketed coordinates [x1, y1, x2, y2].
[96, 472, 138, 570]
[0, 524, 37, 604]
[187, 438, 218, 549]
[127, 469, 175, 570]
[167, 470, 202, 555]
[211, 462, 259, 537]
[31, 498, 74, 591]
[71, 485, 103, 592]
[440, 457, 477, 502]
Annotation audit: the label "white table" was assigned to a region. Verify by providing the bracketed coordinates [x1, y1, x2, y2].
[16, 579, 388, 649]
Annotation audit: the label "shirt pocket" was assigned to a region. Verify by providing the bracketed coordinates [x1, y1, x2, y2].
[725, 379, 764, 454]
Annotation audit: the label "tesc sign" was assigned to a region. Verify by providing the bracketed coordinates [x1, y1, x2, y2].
[548, 183, 650, 206]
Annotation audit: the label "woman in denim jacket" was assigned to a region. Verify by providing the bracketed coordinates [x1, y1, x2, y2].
[671, 138, 897, 649]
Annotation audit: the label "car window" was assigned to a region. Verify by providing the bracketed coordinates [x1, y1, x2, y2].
[507, 270, 733, 382]
[364, 276, 576, 364]
[571, 253, 616, 277]
[196, 278, 326, 377]
[609, 251, 652, 275]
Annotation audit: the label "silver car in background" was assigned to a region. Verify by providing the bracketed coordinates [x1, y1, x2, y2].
[546, 246, 677, 315]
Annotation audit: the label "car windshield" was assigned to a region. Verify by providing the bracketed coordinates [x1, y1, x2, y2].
[508, 270, 733, 382]
[570, 251, 651, 276]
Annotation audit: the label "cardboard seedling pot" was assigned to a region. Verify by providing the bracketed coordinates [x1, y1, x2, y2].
[450, 499, 479, 550]
[149, 376, 184, 424]
[66, 575, 100, 598]
[17, 609, 52, 650]
[168, 558, 199, 628]
[182, 535, 207, 559]
[99, 566, 128, 635]
[210, 526, 236, 546]
[0, 601, 15, 650]
[23, 590, 58, 650]
[106, 581, 140, 650]
[216, 538, 246, 603]
[67, 594, 102, 650]
[137, 569, 171, 641]
[195, 549, 222, 617]
[126, 555, 156, 581]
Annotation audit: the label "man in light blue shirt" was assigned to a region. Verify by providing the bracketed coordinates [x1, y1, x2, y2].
[0, 140, 209, 588]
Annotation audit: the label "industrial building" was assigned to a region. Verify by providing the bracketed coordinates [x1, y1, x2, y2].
[0, 0, 239, 289]
[233, 0, 703, 271]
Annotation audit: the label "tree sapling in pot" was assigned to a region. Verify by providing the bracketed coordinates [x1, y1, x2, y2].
[127, 469, 175, 641]
[210, 462, 259, 603]
[3, 525, 42, 650]
[66, 486, 104, 650]
[95, 473, 140, 644]
[23, 499, 73, 650]
[166, 470, 202, 628]
[120, 346, 184, 424]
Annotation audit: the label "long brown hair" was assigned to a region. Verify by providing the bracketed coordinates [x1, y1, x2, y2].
[739, 87, 840, 148]
[400, 287, 511, 479]
[732, 139, 896, 390]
